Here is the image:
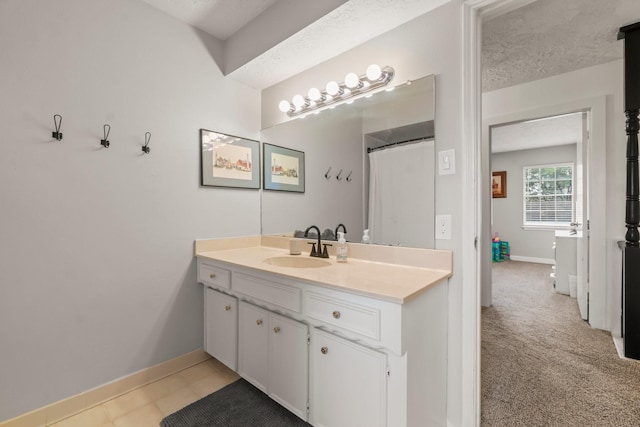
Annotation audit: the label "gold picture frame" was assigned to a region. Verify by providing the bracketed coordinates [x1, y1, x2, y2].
[492, 171, 507, 198]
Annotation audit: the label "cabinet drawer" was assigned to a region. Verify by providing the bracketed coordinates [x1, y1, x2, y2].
[198, 261, 231, 289]
[305, 291, 380, 340]
[234, 273, 301, 312]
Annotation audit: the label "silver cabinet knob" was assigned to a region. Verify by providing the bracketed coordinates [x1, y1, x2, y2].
[321, 346, 328, 354]
[273, 326, 281, 333]
[332, 311, 341, 319]
[209, 272, 216, 279]
[256, 319, 263, 325]
[225, 305, 231, 311]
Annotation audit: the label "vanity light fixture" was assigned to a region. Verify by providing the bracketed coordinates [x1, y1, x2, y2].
[278, 64, 395, 117]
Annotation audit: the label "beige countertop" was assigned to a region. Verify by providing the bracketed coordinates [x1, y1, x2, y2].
[195, 236, 452, 304]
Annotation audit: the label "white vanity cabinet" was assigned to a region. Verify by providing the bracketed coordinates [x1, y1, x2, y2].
[238, 301, 309, 420]
[310, 328, 387, 427]
[204, 288, 238, 370]
[197, 255, 449, 427]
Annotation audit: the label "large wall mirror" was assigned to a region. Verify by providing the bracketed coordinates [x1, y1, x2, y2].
[260, 75, 435, 249]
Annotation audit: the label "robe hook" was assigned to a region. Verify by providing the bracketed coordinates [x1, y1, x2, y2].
[324, 167, 332, 180]
[336, 169, 343, 181]
[142, 132, 151, 154]
[52, 114, 63, 141]
[101, 124, 111, 148]
[346, 171, 353, 182]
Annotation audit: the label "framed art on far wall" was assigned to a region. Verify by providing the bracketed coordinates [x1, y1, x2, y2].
[200, 129, 260, 189]
[263, 143, 305, 193]
[492, 171, 507, 198]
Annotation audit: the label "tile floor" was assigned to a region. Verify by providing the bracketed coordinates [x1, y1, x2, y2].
[49, 358, 239, 427]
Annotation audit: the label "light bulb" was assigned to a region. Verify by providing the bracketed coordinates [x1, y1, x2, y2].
[308, 87, 322, 101]
[292, 94, 306, 108]
[278, 100, 291, 113]
[366, 64, 382, 81]
[344, 72, 360, 89]
[326, 81, 340, 96]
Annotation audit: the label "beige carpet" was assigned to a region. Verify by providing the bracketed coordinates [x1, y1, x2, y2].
[481, 261, 640, 426]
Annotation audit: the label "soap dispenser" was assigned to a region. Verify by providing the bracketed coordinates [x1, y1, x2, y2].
[337, 231, 348, 263]
[362, 229, 370, 244]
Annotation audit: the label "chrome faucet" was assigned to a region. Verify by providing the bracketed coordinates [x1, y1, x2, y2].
[335, 223, 347, 240]
[304, 225, 330, 258]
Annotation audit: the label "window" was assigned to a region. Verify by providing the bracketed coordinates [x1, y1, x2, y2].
[523, 163, 573, 227]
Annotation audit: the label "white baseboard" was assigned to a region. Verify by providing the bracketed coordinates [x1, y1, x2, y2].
[612, 334, 640, 362]
[0, 349, 211, 427]
[613, 334, 625, 359]
[508, 255, 555, 265]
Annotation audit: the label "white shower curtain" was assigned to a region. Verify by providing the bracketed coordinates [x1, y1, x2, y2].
[367, 140, 435, 247]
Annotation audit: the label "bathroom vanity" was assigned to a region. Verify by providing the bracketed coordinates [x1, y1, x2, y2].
[195, 236, 452, 427]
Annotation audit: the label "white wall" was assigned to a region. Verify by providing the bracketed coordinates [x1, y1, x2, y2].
[0, 0, 261, 421]
[483, 60, 625, 332]
[492, 144, 577, 261]
[263, 1, 466, 425]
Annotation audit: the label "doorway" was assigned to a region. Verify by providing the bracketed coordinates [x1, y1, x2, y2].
[481, 98, 607, 332]
[486, 111, 590, 320]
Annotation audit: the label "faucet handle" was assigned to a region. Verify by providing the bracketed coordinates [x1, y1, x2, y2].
[307, 242, 317, 256]
[321, 243, 332, 258]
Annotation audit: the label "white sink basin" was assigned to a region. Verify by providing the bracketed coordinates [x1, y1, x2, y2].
[263, 256, 331, 268]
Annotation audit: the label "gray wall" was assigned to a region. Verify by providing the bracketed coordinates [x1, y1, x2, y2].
[0, 0, 261, 420]
[261, 2, 467, 423]
[492, 144, 577, 261]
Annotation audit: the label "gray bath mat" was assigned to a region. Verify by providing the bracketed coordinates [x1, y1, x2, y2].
[159, 378, 311, 427]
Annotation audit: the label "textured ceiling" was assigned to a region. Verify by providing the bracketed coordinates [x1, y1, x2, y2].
[138, 0, 279, 40]
[482, 0, 640, 92]
[139, 0, 640, 92]
[491, 112, 583, 153]
[139, 0, 447, 89]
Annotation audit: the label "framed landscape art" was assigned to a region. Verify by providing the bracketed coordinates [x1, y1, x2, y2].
[263, 143, 305, 193]
[200, 129, 260, 189]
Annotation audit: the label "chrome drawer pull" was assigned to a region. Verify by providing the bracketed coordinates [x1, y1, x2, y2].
[273, 326, 281, 333]
[256, 319, 263, 325]
[209, 272, 216, 279]
[225, 305, 231, 311]
[332, 310, 341, 319]
[321, 346, 328, 354]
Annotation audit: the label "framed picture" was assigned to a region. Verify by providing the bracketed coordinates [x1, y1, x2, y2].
[263, 143, 305, 193]
[492, 171, 507, 198]
[200, 129, 260, 189]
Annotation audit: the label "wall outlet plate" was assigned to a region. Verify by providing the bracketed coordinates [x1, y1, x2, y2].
[435, 214, 452, 240]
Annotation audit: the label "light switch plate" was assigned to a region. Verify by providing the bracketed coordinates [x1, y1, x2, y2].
[438, 149, 456, 175]
[436, 214, 452, 240]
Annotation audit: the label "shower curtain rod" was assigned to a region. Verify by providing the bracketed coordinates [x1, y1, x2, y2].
[367, 136, 434, 153]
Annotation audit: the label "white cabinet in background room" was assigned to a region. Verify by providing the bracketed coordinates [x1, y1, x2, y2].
[310, 328, 387, 427]
[554, 231, 577, 296]
[238, 301, 309, 420]
[204, 288, 238, 370]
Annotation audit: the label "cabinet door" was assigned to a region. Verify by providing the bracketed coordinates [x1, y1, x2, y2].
[269, 312, 309, 421]
[238, 302, 269, 392]
[310, 328, 387, 427]
[205, 288, 238, 370]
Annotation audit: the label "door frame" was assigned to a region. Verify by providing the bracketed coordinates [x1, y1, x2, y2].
[463, 1, 608, 425]
[481, 98, 607, 325]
